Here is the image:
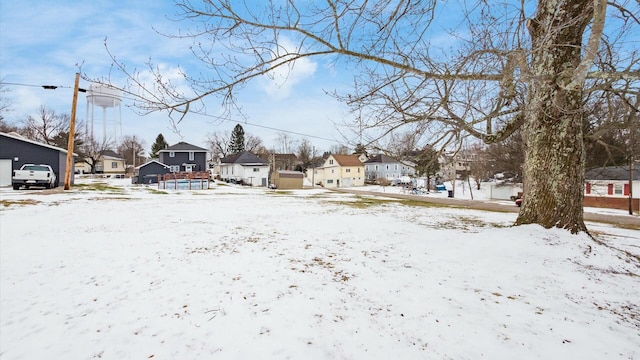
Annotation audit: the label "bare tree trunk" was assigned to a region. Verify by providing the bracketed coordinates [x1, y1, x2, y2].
[516, 1, 593, 233]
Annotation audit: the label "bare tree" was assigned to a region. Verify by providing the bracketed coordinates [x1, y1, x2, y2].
[0, 80, 12, 123]
[19, 106, 71, 145]
[117, 135, 147, 170]
[103, 1, 639, 233]
[245, 133, 264, 153]
[275, 132, 296, 154]
[296, 138, 316, 171]
[82, 135, 114, 174]
[329, 144, 350, 155]
[206, 131, 231, 160]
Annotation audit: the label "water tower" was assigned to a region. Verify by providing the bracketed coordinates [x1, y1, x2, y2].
[85, 84, 122, 144]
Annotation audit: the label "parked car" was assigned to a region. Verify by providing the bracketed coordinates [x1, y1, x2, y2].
[12, 164, 57, 190]
[515, 197, 523, 207]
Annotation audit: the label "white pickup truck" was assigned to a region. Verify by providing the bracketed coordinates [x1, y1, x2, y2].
[12, 164, 57, 190]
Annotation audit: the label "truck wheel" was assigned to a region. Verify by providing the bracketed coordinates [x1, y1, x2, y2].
[12, 184, 19, 190]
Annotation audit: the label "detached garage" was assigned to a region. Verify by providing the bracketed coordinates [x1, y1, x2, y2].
[0, 132, 77, 187]
[134, 160, 171, 184]
[271, 170, 304, 190]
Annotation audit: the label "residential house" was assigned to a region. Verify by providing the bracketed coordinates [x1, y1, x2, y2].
[584, 165, 639, 211]
[134, 160, 171, 184]
[158, 142, 208, 173]
[96, 150, 126, 175]
[220, 151, 269, 186]
[363, 154, 415, 182]
[0, 131, 77, 187]
[311, 154, 365, 188]
[438, 151, 473, 181]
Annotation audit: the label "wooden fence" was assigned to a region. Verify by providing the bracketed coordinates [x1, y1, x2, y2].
[157, 172, 210, 190]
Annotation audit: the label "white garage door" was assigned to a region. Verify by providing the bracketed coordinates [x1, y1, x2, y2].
[0, 160, 12, 187]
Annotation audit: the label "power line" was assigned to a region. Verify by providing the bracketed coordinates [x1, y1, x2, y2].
[2, 81, 344, 144]
[193, 111, 341, 144]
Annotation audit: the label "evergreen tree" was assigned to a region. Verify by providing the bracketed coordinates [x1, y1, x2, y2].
[229, 124, 245, 154]
[150, 133, 168, 158]
[414, 146, 440, 190]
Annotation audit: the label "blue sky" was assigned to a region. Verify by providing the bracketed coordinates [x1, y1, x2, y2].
[0, 1, 353, 154]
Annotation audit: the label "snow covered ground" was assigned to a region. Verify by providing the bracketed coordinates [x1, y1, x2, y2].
[1, 178, 638, 359]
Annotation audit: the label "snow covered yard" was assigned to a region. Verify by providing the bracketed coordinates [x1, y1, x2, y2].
[1, 179, 638, 359]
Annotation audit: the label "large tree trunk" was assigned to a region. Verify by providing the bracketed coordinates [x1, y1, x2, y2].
[516, 1, 593, 233]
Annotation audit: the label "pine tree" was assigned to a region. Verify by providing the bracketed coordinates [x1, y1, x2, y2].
[414, 146, 440, 190]
[229, 124, 245, 154]
[150, 133, 168, 158]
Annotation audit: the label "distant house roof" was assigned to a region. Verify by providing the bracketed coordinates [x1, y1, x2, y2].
[308, 157, 325, 168]
[331, 154, 363, 167]
[159, 141, 207, 152]
[272, 153, 299, 161]
[585, 166, 640, 181]
[102, 150, 124, 159]
[0, 131, 77, 155]
[364, 154, 399, 164]
[221, 151, 268, 165]
[135, 160, 171, 170]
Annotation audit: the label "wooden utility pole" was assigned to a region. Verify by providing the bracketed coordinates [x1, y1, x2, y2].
[64, 73, 81, 190]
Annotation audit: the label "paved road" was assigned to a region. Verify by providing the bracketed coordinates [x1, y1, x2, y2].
[331, 188, 640, 229]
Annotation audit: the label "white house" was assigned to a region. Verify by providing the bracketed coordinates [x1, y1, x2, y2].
[219, 151, 269, 186]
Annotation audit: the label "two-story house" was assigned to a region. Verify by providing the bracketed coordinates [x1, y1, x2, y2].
[363, 154, 415, 182]
[135, 141, 207, 184]
[310, 154, 365, 188]
[158, 142, 208, 173]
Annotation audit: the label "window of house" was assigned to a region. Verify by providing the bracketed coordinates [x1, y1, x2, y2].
[327, 179, 334, 184]
[394, 164, 398, 170]
[346, 168, 351, 173]
[358, 168, 360, 173]
[375, 165, 379, 171]
[614, 184, 623, 195]
[111, 162, 118, 168]
[386, 165, 389, 170]
[329, 159, 334, 165]
[170, 165, 180, 172]
[189, 151, 194, 161]
[331, 169, 334, 173]
[169, 151, 175, 158]
[253, 168, 260, 172]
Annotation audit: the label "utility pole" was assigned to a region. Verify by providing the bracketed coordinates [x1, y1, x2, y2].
[64, 73, 81, 190]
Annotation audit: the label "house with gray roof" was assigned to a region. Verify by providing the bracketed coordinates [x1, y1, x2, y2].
[584, 165, 639, 212]
[134, 160, 171, 184]
[585, 165, 639, 197]
[363, 154, 415, 182]
[158, 141, 208, 173]
[219, 151, 269, 186]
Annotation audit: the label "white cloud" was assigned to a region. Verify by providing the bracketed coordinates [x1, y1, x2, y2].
[258, 37, 318, 99]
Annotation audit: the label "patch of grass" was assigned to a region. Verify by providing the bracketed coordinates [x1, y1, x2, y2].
[72, 183, 124, 193]
[332, 196, 397, 208]
[0, 199, 41, 207]
[145, 188, 168, 195]
[398, 199, 452, 209]
[267, 190, 293, 195]
[437, 215, 508, 230]
[92, 197, 134, 201]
